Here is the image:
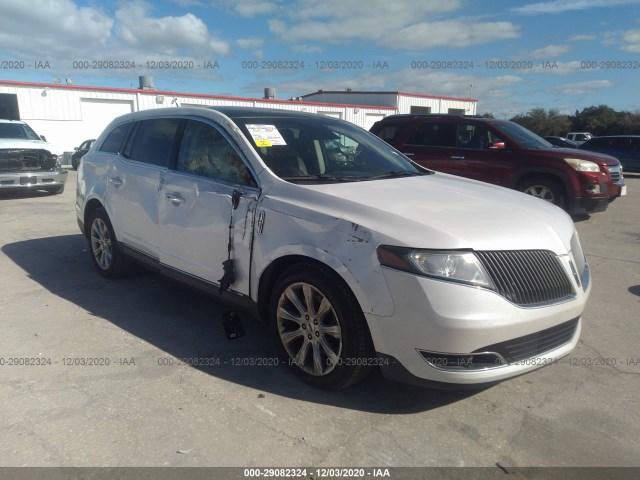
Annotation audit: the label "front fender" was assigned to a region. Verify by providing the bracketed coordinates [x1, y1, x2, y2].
[253, 208, 395, 317]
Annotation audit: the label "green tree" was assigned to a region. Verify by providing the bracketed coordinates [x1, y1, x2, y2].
[510, 108, 571, 136]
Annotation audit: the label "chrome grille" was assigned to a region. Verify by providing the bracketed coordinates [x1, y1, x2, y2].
[608, 164, 622, 184]
[474, 317, 579, 364]
[476, 250, 574, 306]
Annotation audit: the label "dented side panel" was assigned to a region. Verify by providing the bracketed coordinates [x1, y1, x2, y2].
[252, 197, 396, 317]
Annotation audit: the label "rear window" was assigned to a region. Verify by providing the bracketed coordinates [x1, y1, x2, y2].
[128, 118, 182, 167]
[371, 123, 403, 142]
[100, 123, 132, 153]
[408, 122, 457, 147]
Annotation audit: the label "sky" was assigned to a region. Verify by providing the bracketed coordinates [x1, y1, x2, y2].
[0, 0, 639, 118]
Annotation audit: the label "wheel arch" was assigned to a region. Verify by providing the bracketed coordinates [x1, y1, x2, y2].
[82, 198, 106, 239]
[256, 253, 376, 324]
[512, 168, 571, 194]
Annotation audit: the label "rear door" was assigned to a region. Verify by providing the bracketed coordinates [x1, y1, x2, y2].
[157, 118, 259, 295]
[106, 117, 182, 258]
[398, 121, 459, 173]
[448, 122, 513, 186]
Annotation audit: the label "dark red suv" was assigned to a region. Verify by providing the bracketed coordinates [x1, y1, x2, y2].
[371, 115, 626, 213]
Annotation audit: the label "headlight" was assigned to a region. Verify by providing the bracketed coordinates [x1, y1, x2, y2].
[377, 246, 495, 289]
[564, 158, 600, 172]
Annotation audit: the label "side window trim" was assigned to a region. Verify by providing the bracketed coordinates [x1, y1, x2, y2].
[98, 121, 133, 154]
[125, 117, 183, 168]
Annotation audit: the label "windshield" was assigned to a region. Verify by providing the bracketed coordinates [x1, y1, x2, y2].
[232, 115, 427, 183]
[494, 121, 554, 150]
[0, 122, 42, 140]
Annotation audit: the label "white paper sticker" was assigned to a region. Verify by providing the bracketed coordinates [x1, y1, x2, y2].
[245, 124, 287, 147]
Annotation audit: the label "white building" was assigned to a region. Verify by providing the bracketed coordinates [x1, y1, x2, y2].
[300, 90, 477, 116]
[0, 79, 476, 158]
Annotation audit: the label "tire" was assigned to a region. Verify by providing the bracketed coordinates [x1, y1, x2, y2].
[47, 184, 65, 195]
[517, 177, 566, 209]
[270, 262, 373, 390]
[87, 207, 130, 278]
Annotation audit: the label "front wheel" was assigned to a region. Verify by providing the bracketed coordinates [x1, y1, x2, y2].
[270, 262, 373, 390]
[518, 177, 566, 209]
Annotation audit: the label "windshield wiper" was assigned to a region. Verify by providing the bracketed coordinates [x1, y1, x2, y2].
[281, 174, 356, 182]
[358, 171, 429, 180]
[282, 171, 429, 183]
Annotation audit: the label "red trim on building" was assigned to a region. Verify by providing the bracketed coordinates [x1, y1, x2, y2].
[300, 90, 477, 103]
[0, 80, 397, 110]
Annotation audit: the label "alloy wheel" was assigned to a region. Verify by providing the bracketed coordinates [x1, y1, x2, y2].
[276, 282, 343, 376]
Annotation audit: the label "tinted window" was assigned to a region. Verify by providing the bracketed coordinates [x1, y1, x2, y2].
[493, 121, 552, 149]
[456, 123, 501, 149]
[177, 120, 255, 186]
[371, 123, 402, 142]
[409, 122, 456, 147]
[612, 137, 631, 149]
[100, 123, 132, 153]
[129, 118, 181, 167]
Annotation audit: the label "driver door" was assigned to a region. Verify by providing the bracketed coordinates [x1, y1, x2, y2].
[157, 119, 259, 296]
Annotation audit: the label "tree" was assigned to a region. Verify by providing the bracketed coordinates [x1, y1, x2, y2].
[510, 108, 571, 136]
[571, 105, 618, 135]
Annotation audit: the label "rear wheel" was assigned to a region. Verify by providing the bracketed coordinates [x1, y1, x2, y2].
[270, 262, 373, 390]
[88, 207, 130, 278]
[518, 177, 566, 209]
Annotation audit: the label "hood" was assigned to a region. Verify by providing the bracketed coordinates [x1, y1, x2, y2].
[0, 138, 53, 151]
[267, 173, 575, 255]
[532, 147, 620, 166]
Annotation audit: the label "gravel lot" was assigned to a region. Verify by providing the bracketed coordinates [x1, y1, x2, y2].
[1, 171, 639, 470]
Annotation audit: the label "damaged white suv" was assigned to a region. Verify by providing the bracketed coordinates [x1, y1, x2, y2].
[76, 107, 590, 389]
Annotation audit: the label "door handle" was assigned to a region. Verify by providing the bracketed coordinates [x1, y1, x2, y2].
[165, 193, 185, 206]
[451, 156, 465, 159]
[108, 176, 123, 187]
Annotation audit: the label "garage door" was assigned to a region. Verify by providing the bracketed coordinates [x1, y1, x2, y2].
[364, 114, 386, 130]
[79, 99, 134, 141]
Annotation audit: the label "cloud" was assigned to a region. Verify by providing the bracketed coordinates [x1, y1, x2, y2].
[512, 0, 640, 15]
[551, 80, 614, 95]
[621, 29, 640, 52]
[568, 34, 596, 41]
[268, 0, 518, 49]
[529, 44, 571, 58]
[213, 0, 279, 17]
[291, 45, 325, 55]
[243, 69, 522, 105]
[236, 37, 264, 49]
[115, 1, 229, 56]
[0, 0, 113, 57]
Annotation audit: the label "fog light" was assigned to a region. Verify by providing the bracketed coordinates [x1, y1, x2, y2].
[586, 184, 601, 194]
[418, 350, 505, 370]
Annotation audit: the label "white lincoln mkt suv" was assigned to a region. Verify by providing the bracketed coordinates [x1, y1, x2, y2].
[76, 107, 591, 390]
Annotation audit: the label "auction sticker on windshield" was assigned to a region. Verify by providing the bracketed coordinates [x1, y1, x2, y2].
[245, 124, 287, 147]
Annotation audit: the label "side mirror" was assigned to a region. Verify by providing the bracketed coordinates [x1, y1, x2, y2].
[489, 141, 506, 150]
[40, 135, 47, 141]
[74, 147, 79, 150]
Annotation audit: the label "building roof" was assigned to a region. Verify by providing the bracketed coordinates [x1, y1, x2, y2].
[301, 90, 477, 103]
[0, 80, 397, 111]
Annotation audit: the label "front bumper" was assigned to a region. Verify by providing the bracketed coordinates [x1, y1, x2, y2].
[570, 167, 625, 213]
[367, 258, 590, 387]
[0, 169, 68, 190]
